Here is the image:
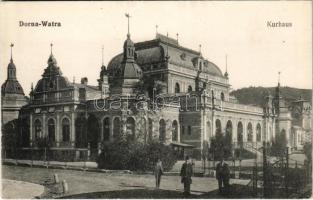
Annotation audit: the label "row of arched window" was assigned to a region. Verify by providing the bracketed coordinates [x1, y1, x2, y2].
[175, 83, 193, 93]
[34, 118, 70, 142]
[214, 119, 262, 142]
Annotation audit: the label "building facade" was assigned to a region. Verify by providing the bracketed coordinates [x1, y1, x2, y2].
[2, 28, 312, 160]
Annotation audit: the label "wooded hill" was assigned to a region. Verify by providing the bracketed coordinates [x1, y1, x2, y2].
[230, 86, 312, 107]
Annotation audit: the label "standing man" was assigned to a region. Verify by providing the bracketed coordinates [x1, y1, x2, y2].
[180, 156, 193, 195]
[154, 158, 164, 189]
[216, 157, 230, 195]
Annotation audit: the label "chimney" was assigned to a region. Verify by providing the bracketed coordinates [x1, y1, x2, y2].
[81, 77, 88, 85]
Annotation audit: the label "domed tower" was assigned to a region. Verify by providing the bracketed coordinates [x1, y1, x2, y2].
[110, 15, 142, 96]
[1, 44, 28, 125]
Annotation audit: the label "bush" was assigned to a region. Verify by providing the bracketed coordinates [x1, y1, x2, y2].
[97, 140, 177, 171]
[303, 142, 312, 163]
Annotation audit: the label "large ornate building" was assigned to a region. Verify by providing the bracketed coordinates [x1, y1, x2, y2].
[2, 25, 312, 160]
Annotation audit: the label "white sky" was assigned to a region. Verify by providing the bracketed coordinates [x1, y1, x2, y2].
[0, 1, 311, 96]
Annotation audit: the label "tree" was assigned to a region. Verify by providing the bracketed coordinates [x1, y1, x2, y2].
[209, 133, 233, 160]
[303, 142, 312, 163]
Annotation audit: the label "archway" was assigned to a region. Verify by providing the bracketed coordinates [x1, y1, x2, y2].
[172, 120, 178, 141]
[187, 85, 192, 93]
[87, 115, 99, 148]
[159, 119, 166, 142]
[175, 83, 180, 93]
[215, 119, 222, 136]
[237, 122, 243, 144]
[103, 117, 110, 141]
[247, 122, 253, 142]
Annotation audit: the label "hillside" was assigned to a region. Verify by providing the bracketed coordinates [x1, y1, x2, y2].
[230, 86, 312, 107]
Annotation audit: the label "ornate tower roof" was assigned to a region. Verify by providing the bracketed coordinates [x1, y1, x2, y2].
[1, 44, 25, 96]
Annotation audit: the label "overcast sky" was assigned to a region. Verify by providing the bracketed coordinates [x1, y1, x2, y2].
[0, 1, 311, 96]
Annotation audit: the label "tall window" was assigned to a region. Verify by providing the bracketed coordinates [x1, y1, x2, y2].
[126, 117, 135, 140]
[159, 119, 166, 142]
[247, 123, 253, 142]
[175, 83, 180, 93]
[172, 120, 178, 141]
[34, 119, 42, 139]
[237, 122, 243, 143]
[62, 118, 70, 142]
[221, 92, 225, 101]
[113, 117, 121, 139]
[215, 119, 222, 136]
[48, 119, 55, 142]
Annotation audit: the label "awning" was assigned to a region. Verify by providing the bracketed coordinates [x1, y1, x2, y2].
[170, 141, 194, 148]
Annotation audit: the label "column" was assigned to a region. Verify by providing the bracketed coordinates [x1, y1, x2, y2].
[243, 121, 247, 142]
[232, 119, 237, 143]
[100, 118, 104, 141]
[71, 112, 75, 147]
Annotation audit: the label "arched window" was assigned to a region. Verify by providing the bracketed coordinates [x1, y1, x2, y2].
[126, 117, 135, 140]
[247, 122, 253, 142]
[221, 92, 225, 101]
[159, 119, 166, 142]
[188, 85, 192, 93]
[62, 118, 70, 142]
[215, 119, 222, 136]
[175, 83, 180, 93]
[237, 122, 243, 143]
[103, 117, 110, 141]
[48, 119, 55, 142]
[172, 120, 178, 141]
[256, 123, 261, 142]
[113, 117, 121, 139]
[226, 120, 232, 142]
[34, 119, 42, 139]
[148, 118, 153, 142]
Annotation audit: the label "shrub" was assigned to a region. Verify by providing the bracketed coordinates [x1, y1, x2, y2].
[97, 140, 177, 171]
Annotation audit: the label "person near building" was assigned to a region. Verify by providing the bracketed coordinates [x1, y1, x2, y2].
[154, 158, 164, 189]
[216, 157, 230, 194]
[180, 156, 193, 195]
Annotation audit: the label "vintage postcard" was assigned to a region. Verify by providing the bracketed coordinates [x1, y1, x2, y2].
[0, 1, 312, 199]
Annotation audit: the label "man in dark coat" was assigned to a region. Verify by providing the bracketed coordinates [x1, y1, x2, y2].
[180, 156, 193, 195]
[215, 157, 230, 194]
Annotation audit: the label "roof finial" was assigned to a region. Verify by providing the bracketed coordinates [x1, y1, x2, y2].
[125, 13, 131, 37]
[31, 82, 34, 91]
[101, 45, 104, 66]
[176, 33, 179, 44]
[224, 54, 229, 78]
[73, 76, 75, 84]
[278, 71, 281, 86]
[199, 44, 202, 54]
[156, 25, 158, 35]
[50, 43, 53, 55]
[10, 43, 14, 61]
